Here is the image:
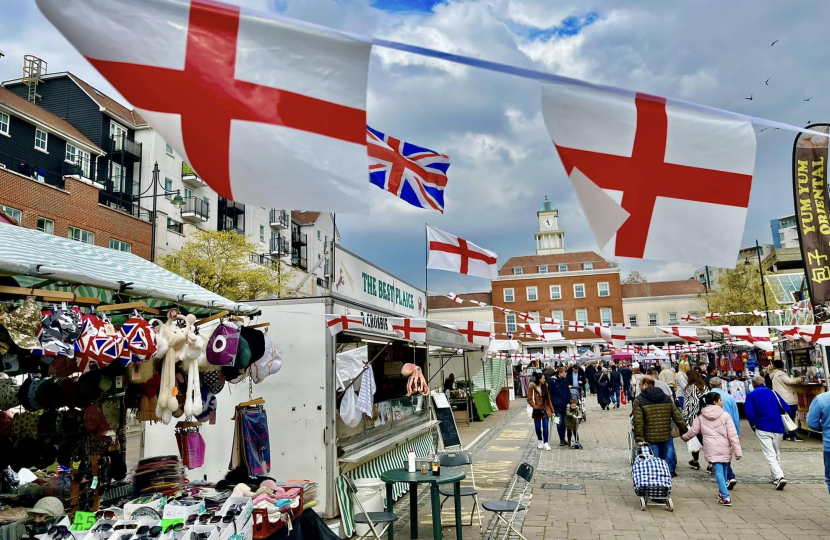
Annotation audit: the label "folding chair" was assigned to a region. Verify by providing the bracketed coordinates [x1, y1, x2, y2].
[341, 476, 398, 540]
[482, 462, 534, 540]
[437, 452, 483, 530]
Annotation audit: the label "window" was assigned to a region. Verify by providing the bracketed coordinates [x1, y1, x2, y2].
[317, 230, 321, 240]
[34, 129, 48, 152]
[164, 178, 174, 200]
[0, 112, 8, 135]
[628, 315, 638, 327]
[503, 288, 515, 303]
[513, 267, 523, 275]
[67, 226, 94, 244]
[109, 239, 131, 252]
[65, 144, 91, 178]
[558, 264, 568, 272]
[598, 282, 610, 297]
[0, 205, 21, 223]
[529, 311, 540, 322]
[689, 312, 699, 320]
[111, 162, 125, 192]
[184, 188, 192, 200]
[110, 121, 127, 150]
[166, 143, 174, 155]
[167, 218, 183, 234]
[573, 283, 585, 299]
[259, 225, 265, 243]
[600, 308, 612, 326]
[37, 217, 54, 235]
[648, 314, 658, 326]
[583, 262, 593, 271]
[506, 313, 517, 333]
[538, 265, 548, 274]
[551, 310, 563, 323]
[669, 313, 678, 325]
[526, 286, 538, 301]
[576, 309, 588, 325]
[550, 285, 561, 300]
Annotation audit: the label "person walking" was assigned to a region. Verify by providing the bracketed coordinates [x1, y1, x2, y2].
[658, 362, 676, 399]
[585, 362, 597, 396]
[708, 376, 740, 489]
[682, 369, 708, 472]
[630, 364, 644, 400]
[569, 364, 586, 398]
[768, 360, 805, 441]
[620, 363, 633, 401]
[633, 377, 687, 477]
[596, 367, 612, 411]
[806, 389, 830, 495]
[647, 367, 673, 397]
[609, 364, 622, 408]
[566, 399, 582, 448]
[675, 368, 688, 410]
[681, 392, 742, 506]
[527, 372, 554, 451]
[745, 375, 790, 489]
[549, 367, 572, 447]
[679, 356, 691, 374]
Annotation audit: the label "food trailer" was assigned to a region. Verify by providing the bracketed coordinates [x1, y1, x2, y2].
[778, 338, 828, 429]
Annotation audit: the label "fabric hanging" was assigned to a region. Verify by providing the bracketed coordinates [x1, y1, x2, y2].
[356, 365, 376, 416]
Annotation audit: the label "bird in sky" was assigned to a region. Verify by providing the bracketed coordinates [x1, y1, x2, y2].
[765, 77, 771, 85]
[759, 128, 767, 132]
[745, 93, 753, 101]
[774, 128, 780, 131]
[804, 97, 813, 101]
[771, 39, 779, 46]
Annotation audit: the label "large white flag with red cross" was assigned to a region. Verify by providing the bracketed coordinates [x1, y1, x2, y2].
[325, 314, 365, 336]
[589, 324, 628, 348]
[388, 317, 427, 342]
[453, 321, 491, 346]
[657, 326, 700, 343]
[427, 226, 498, 279]
[37, 0, 372, 212]
[796, 325, 830, 345]
[541, 84, 756, 267]
[723, 326, 773, 351]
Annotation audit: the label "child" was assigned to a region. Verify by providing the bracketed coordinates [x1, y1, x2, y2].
[566, 399, 582, 448]
[681, 392, 742, 506]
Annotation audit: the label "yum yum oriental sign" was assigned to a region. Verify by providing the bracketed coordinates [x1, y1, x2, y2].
[332, 246, 426, 318]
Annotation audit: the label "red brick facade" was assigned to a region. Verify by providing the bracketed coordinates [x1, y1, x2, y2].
[0, 170, 152, 259]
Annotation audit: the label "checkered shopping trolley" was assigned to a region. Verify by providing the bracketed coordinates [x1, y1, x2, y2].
[631, 445, 674, 511]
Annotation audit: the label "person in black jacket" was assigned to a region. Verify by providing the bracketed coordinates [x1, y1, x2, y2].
[620, 364, 633, 401]
[585, 363, 597, 395]
[609, 364, 622, 408]
[548, 367, 572, 446]
[569, 365, 586, 398]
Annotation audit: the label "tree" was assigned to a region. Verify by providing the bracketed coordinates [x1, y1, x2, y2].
[607, 259, 620, 269]
[707, 263, 767, 326]
[160, 230, 294, 301]
[622, 270, 648, 284]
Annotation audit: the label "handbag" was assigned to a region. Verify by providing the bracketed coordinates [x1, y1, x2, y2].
[621, 391, 627, 405]
[773, 391, 797, 432]
[526, 404, 533, 419]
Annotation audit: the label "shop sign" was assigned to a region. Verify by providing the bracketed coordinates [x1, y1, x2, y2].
[332, 246, 426, 318]
[793, 125, 830, 303]
[427, 325, 469, 348]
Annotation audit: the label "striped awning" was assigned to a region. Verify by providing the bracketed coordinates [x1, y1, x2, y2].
[472, 357, 507, 406]
[0, 223, 254, 313]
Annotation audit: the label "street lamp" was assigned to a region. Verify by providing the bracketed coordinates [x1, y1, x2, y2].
[135, 162, 185, 262]
[744, 239, 770, 322]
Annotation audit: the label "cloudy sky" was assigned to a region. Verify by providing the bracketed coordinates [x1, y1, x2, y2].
[1, 0, 827, 295]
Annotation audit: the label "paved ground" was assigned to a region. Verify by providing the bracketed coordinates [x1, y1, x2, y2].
[389, 394, 830, 540]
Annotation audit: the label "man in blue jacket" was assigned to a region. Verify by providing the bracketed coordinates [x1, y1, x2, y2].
[745, 376, 791, 490]
[807, 389, 830, 495]
[549, 366, 572, 446]
[708, 377, 740, 489]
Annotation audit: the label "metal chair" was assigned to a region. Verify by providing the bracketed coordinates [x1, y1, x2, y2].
[341, 476, 398, 540]
[437, 452, 483, 530]
[482, 462, 534, 540]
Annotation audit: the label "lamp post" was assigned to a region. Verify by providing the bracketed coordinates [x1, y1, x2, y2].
[136, 162, 185, 262]
[745, 240, 770, 322]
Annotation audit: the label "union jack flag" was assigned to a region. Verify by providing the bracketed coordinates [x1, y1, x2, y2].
[367, 126, 450, 212]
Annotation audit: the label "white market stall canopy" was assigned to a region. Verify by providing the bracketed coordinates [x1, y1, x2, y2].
[0, 223, 254, 313]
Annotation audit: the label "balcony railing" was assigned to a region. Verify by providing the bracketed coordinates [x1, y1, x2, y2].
[269, 209, 289, 229]
[291, 251, 307, 271]
[249, 253, 281, 269]
[0, 150, 64, 189]
[270, 234, 289, 257]
[109, 175, 139, 197]
[108, 134, 142, 160]
[62, 155, 98, 183]
[99, 191, 152, 222]
[181, 196, 210, 222]
[291, 230, 307, 246]
[181, 162, 206, 188]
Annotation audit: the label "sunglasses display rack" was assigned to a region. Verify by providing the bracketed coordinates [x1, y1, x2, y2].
[68, 455, 102, 516]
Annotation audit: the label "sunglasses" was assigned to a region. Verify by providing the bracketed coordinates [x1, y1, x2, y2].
[136, 526, 162, 537]
[113, 524, 135, 531]
[93, 524, 114, 533]
[96, 511, 117, 520]
[47, 526, 69, 536]
[50, 527, 72, 540]
[164, 523, 184, 533]
[193, 533, 212, 540]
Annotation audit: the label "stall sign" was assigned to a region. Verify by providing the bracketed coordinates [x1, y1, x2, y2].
[332, 246, 426, 318]
[426, 325, 469, 348]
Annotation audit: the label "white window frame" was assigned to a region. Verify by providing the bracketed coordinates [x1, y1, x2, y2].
[0, 112, 9, 136]
[164, 178, 174, 200]
[34, 129, 48, 152]
[526, 286, 538, 302]
[628, 315, 638, 327]
[669, 312, 679, 325]
[575, 308, 588, 325]
[600, 307, 612, 326]
[552, 310, 564, 323]
[538, 265, 548, 274]
[0, 205, 21, 223]
[689, 312, 699, 320]
[550, 285, 561, 300]
[65, 144, 91, 178]
[648, 314, 658, 326]
[513, 267, 523, 276]
[503, 288, 515, 303]
[259, 225, 265, 243]
[108, 238, 131, 252]
[68, 226, 94, 244]
[110, 121, 127, 150]
[506, 313, 517, 333]
[111, 162, 125, 192]
[598, 282, 610, 297]
[37, 217, 54, 235]
[166, 143, 174, 156]
[573, 283, 585, 299]
[583, 262, 594, 271]
[529, 311, 540, 323]
[558, 263, 568, 272]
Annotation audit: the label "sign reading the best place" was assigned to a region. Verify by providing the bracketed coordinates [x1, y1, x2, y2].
[332, 246, 426, 318]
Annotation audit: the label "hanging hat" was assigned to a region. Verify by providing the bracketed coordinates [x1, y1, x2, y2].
[234, 334, 252, 369]
[101, 400, 120, 432]
[61, 376, 81, 409]
[74, 314, 103, 370]
[87, 331, 126, 370]
[0, 411, 12, 436]
[195, 387, 216, 423]
[2, 345, 39, 376]
[83, 404, 110, 436]
[252, 334, 281, 384]
[199, 370, 225, 395]
[48, 356, 78, 378]
[38, 409, 62, 439]
[27, 377, 45, 411]
[0, 298, 41, 350]
[84, 434, 113, 457]
[36, 378, 64, 410]
[119, 317, 158, 363]
[18, 377, 35, 411]
[206, 322, 239, 366]
[0, 327, 11, 357]
[77, 371, 105, 406]
[136, 394, 159, 422]
[13, 411, 42, 439]
[39, 306, 82, 358]
[0, 378, 19, 410]
[240, 327, 265, 364]
[60, 408, 83, 436]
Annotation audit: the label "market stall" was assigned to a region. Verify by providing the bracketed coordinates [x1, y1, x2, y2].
[777, 338, 828, 429]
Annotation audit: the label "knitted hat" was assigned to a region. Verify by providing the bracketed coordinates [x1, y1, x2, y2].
[0, 298, 41, 350]
[137, 394, 159, 422]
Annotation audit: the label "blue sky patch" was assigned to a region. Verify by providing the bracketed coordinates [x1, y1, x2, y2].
[371, 0, 444, 12]
[527, 11, 600, 40]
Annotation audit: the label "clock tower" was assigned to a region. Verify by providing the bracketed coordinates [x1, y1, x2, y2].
[535, 196, 565, 255]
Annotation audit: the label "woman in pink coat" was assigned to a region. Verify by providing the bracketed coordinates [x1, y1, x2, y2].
[681, 392, 742, 506]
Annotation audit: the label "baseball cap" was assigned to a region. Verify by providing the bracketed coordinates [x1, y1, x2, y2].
[39, 306, 82, 357]
[0, 298, 41, 350]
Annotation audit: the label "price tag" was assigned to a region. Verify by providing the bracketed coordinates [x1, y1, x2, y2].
[161, 519, 183, 533]
[72, 511, 97, 531]
[115, 376, 123, 389]
[91, 476, 99, 489]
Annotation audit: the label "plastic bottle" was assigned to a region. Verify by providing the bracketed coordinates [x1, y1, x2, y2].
[408, 450, 416, 473]
[431, 455, 440, 477]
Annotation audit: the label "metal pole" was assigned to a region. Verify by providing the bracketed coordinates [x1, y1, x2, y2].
[424, 224, 429, 318]
[756, 239, 770, 322]
[150, 162, 158, 263]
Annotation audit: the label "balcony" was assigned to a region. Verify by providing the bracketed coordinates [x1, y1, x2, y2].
[0, 150, 64, 189]
[181, 162, 206, 188]
[109, 176, 139, 197]
[269, 209, 289, 229]
[181, 196, 210, 223]
[291, 230, 307, 246]
[270, 234, 289, 257]
[62, 155, 100, 185]
[99, 191, 151, 222]
[108, 134, 142, 161]
[291, 252, 308, 271]
[249, 252, 280, 269]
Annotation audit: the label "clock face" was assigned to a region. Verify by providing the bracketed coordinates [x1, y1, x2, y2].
[542, 218, 554, 230]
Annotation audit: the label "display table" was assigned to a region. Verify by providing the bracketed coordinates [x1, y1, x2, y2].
[471, 391, 494, 421]
[380, 468, 465, 540]
[794, 382, 826, 428]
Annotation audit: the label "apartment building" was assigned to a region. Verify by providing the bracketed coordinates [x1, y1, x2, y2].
[426, 292, 494, 326]
[622, 280, 708, 347]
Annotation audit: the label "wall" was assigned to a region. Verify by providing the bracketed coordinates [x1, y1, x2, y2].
[0, 111, 68, 178]
[0, 169, 152, 258]
[623, 294, 708, 343]
[427, 306, 493, 326]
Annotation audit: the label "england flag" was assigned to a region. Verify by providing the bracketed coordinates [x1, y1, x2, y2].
[427, 226, 498, 279]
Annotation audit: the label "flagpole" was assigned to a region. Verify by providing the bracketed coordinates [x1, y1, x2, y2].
[424, 223, 429, 319]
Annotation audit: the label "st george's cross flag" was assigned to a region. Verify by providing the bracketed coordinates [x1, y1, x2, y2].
[37, 0, 372, 212]
[446, 293, 463, 304]
[367, 126, 450, 212]
[539, 323, 564, 342]
[795, 325, 830, 345]
[657, 326, 700, 343]
[427, 226, 498, 279]
[541, 83, 756, 267]
[388, 317, 427, 342]
[723, 326, 773, 351]
[453, 321, 491, 346]
[326, 314, 365, 336]
[590, 324, 629, 348]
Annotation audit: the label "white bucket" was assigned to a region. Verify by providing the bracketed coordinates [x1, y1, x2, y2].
[352, 478, 386, 537]
[326, 519, 343, 539]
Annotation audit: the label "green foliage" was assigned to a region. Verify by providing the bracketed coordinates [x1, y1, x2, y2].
[708, 263, 767, 325]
